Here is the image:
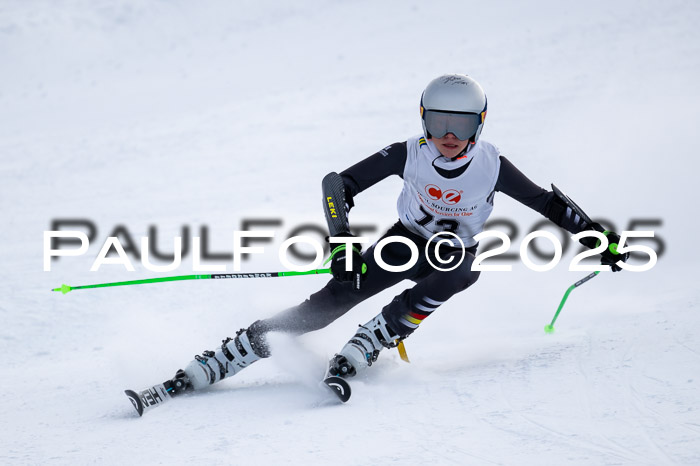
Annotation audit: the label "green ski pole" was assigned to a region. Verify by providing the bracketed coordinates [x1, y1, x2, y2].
[52, 268, 331, 295]
[544, 271, 600, 333]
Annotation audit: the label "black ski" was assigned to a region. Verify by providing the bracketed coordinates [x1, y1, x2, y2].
[125, 384, 172, 417]
[322, 376, 351, 403]
[124, 390, 144, 416]
[126, 373, 350, 417]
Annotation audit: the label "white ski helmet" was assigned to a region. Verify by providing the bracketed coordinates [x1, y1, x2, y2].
[420, 74, 487, 150]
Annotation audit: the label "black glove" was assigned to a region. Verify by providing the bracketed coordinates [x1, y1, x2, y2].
[579, 223, 629, 272]
[326, 233, 367, 290]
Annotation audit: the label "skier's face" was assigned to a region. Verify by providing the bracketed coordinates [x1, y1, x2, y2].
[431, 132, 470, 159]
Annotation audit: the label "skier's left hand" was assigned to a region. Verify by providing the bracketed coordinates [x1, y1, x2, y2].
[579, 223, 629, 272]
[599, 230, 629, 272]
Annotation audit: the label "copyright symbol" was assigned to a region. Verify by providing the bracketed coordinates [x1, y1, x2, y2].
[425, 232, 465, 272]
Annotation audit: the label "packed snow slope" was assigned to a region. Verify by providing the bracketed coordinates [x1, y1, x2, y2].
[2, 0, 699, 464]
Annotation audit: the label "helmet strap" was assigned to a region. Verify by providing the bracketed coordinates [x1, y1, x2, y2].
[447, 141, 472, 160]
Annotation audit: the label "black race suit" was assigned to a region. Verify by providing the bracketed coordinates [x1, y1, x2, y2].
[248, 142, 587, 343]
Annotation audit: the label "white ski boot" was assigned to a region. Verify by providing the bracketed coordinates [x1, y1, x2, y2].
[184, 328, 269, 390]
[328, 312, 401, 378]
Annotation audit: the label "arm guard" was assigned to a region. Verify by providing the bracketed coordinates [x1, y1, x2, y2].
[321, 142, 406, 237]
[550, 184, 602, 233]
[495, 156, 592, 234]
[322, 172, 351, 236]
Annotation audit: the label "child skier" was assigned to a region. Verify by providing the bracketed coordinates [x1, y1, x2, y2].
[127, 74, 628, 414]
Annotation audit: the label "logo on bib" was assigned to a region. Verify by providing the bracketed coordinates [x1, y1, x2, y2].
[425, 185, 462, 205]
[426, 185, 442, 200]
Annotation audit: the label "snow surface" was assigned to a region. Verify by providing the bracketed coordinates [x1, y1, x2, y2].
[2, 0, 700, 464]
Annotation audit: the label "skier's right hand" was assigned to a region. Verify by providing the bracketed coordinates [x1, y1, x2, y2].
[326, 234, 368, 290]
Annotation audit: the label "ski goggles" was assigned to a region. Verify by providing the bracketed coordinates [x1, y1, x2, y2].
[422, 109, 486, 141]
